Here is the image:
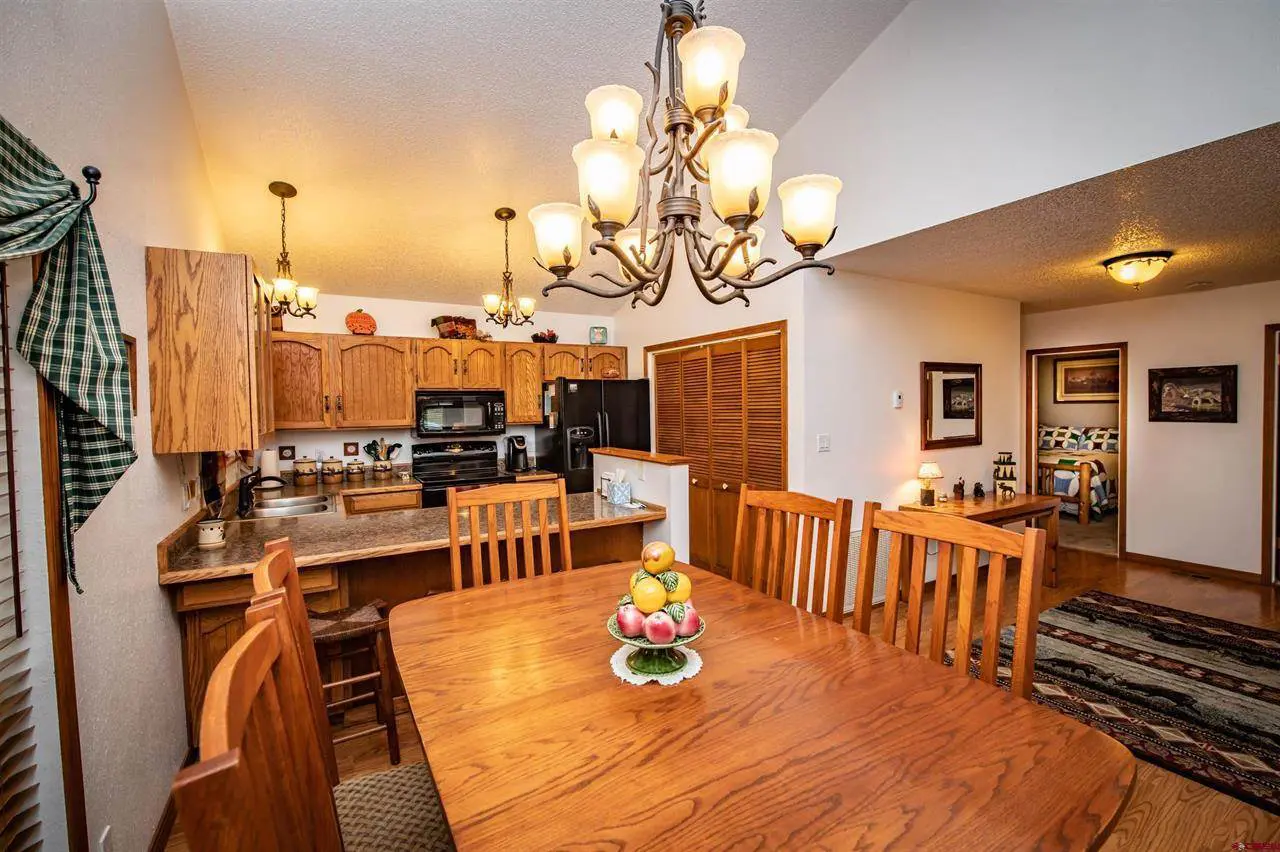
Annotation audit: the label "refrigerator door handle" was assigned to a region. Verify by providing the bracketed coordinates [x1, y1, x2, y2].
[604, 412, 611, 446]
[596, 412, 603, 447]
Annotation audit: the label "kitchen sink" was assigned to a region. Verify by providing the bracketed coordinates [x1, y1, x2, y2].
[230, 494, 336, 522]
[253, 495, 330, 509]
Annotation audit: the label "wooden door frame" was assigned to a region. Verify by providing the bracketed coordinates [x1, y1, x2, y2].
[1024, 342, 1128, 558]
[1263, 324, 1280, 584]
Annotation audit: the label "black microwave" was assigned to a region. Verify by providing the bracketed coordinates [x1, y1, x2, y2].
[414, 391, 506, 437]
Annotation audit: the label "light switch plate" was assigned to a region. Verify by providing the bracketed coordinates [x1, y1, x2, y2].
[816, 433, 831, 453]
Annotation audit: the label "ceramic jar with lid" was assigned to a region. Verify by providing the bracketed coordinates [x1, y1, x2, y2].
[321, 456, 344, 485]
[293, 457, 318, 486]
[345, 460, 366, 482]
[373, 459, 393, 481]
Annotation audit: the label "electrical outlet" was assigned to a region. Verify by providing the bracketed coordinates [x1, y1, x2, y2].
[816, 433, 831, 453]
[98, 824, 113, 852]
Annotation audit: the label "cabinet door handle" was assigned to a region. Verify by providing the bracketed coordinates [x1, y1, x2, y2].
[324, 394, 331, 412]
[722, 482, 730, 491]
[581, 357, 588, 375]
[453, 359, 459, 375]
[336, 395, 344, 412]
[691, 477, 699, 486]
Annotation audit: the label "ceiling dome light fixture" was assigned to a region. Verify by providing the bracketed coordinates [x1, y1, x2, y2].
[529, 0, 842, 307]
[1102, 250, 1173, 289]
[483, 208, 535, 327]
[263, 181, 318, 320]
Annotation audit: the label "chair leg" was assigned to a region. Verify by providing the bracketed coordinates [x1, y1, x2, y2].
[374, 628, 401, 765]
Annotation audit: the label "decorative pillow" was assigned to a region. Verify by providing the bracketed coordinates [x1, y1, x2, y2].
[1037, 425, 1056, 450]
[1080, 426, 1119, 452]
[1041, 426, 1083, 451]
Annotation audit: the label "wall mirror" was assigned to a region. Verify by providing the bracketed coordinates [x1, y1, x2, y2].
[921, 362, 982, 450]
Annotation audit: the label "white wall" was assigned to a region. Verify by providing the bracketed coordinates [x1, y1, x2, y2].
[1, 1, 225, 848]
[1023, 280, 1280, 575]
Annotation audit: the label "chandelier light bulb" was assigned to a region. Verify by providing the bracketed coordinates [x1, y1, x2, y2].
[677, 26, 746, 118]
[713, 224, 764, 277]
[585, 85, 644, 144]
[702, 128, 779, 223]
[778, 174, 843, 248]
[572, 139, 645, 225]
[528, 203, 586, 271]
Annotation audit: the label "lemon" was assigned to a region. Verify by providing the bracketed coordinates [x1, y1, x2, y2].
[632, 576, 668, 614]
[641, 541, 676, 575]
[667, 572, 692, 603]
[629, 568, 648, 594]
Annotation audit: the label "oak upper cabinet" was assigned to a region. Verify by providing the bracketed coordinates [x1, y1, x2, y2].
[332, 337, 414, 428]
[585, 345, 627, 379]
[415, 339, 459, 389]
[459, 341, 504, 389]
[271, 333, 333, 430]
[147, 247, 269, 453]
[543, 344, 586, 381]
[504, 343, 544, 424]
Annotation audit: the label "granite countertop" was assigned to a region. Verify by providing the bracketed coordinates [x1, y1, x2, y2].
[160, 491, 664, 586]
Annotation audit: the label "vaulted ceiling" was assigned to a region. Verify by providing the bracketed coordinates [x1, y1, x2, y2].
[165, 0, 908, 314]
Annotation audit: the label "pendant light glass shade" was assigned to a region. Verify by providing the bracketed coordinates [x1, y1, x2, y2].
[778, 174, 843, 247]
[677, 26, 746, 115]
[272, 276, 298, 304]
[294, 286, 319, 310]
[482, 293, 503, 315]
[517, 297, 536, 317]
[1103, 252, 1172, 286]
[702, 128, 778, 222]
[616, 227, 657, 279]
[572, 139, 645, 224]
[529, 203, 586, 270]
[585, 85, 644, 144]
[692, 104, 749, 168]
[713, 224, 764, 277]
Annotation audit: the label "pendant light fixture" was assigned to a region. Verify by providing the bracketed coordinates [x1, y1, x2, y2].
[483, 207, 535, 327]
[262, 181, 318, 320]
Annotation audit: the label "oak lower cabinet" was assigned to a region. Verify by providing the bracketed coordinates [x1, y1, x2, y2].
[415, 339, 459, 388]
[333, 337, 415, 427]
[586, 345, 627, 379]
[504, 343, 544, 424]
[146, 246, 273, 452]
[271, 332, 333, 429]
[543, 344, 586, 381]
[459, 341, 503, 389]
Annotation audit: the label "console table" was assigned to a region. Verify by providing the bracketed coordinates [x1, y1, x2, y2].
[899, 493, 1061, 586]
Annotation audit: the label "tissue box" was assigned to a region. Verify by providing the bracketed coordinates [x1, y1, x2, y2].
[608, 481, 632, 505]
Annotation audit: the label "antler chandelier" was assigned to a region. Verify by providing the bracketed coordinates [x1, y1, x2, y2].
[529, 0, 842, 307]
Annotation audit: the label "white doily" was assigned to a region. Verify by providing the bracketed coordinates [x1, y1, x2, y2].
[610, 645, 703, 686]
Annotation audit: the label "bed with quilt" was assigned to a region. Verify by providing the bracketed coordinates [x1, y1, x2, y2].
[1035, 425, 1118, 525]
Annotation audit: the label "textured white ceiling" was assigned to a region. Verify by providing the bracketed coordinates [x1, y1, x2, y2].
[164, 0, 907, 314]
[834, 122, 1280, 313]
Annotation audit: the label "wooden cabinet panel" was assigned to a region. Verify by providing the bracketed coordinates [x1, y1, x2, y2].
[709, 340, 746, 576]
[251, 273, 274, 436]
[543, 344, 586, 381]
[342, 489, 422, 515]
[586, 345, 627, 379]
[505, 343, 544, 425]
[681, 348, 712, 569]
[460, 341, 504, 389]
[333, 337, 414, 428]
[415, 339, 459, 389]
[744, 335, 785, 490]
[147, 247, 261, 453]
[271, 332, 332, 430]
[653, 351, 683, 456]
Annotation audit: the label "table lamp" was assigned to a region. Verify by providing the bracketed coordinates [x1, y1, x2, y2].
[917, 462, 943, 506]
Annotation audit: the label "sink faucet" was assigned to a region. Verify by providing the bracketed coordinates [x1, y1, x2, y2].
[237, 468, 287, 518]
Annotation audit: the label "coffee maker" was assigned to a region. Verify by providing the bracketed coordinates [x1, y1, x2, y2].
[505, 435, 530, 473]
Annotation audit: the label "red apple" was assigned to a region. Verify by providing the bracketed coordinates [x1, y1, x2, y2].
[616, 604, 645, 638]
[643, 611, 677, 644]
[675, 602, 701, 637]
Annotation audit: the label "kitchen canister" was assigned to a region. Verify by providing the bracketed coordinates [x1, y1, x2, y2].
[293, 457, 318, 486]
[196, 518, 227, 550]
[373, 459, 393, 481]
[345, 460, 366, 482]
[321, 457, 344, 485]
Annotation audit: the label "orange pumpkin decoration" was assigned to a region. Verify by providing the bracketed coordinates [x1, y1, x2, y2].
[345, 309, 377, 335]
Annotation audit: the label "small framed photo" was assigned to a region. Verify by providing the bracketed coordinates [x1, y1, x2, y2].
[588, 326, 608, 345]
[1148, 365, 1237, 423]
[1055, 355, 1120, 403]
[942, 377, 975, 419]
[343, 442, 360, 457]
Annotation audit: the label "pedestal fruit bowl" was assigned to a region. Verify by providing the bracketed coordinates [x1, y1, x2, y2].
[608, 542, 705, 676]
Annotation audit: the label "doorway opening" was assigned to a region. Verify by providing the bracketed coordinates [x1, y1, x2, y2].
[1263, 324, 1280, 584]
[1025, 343, 1127, 557]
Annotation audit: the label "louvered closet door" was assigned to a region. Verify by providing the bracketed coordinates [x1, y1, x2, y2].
[652, 351, 684, 455]
[744, 334, 785, 490]
[709, 340, 745, 576]
[680, 348, 713, 569]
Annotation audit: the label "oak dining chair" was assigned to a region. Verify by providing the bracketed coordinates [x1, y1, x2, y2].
[253, 538, 400, 766]
[851, 501, 1047, 699]
[730, 485, 854, 622]
[446, 478, 573, 590]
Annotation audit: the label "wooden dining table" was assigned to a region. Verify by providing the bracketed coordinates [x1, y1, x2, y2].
[390, 563, 1135, 850]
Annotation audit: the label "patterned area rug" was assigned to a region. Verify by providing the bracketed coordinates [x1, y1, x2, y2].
[984, 591, 1280, 814]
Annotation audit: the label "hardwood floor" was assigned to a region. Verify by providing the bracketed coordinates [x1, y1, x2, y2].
[165, 548, 1278, 851]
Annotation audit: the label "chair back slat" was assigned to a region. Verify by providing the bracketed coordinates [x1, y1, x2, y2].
[447, 479, 573, 589]
[730, 486, 853, 622]
[852, 502, 1046, 699]
[251, 538, 338, 786]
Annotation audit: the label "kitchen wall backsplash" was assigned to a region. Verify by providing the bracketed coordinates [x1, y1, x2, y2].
[264, 425, 539, 469]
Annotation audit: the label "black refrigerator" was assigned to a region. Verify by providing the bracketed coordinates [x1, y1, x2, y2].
[535, 378, 651, 493]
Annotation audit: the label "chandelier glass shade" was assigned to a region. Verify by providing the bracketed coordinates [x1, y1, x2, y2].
[483, 208, 535, 327]
[264, 181, 317, 320]
[530, 1, 842, 307]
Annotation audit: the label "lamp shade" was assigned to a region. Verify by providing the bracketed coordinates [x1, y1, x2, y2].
[692, 104, 749, 168]
[572, 139, 645, 224]
[528, 203, 585, 270]
[778, 174, 842, 247]
[713, 224, 764, 277]
[482, 293, 502, 315]
[294, 285, 318, 310]
[616, 227, 657, 279]
[517, 297, 536, 317]
[701, 129, 778, 222]
[917, 462, 943, 481]
[272, 276, 297, 303]
[677, 25, 746, 115]
[585, 85, 643, 144]
[1103, 251, 1172, 286]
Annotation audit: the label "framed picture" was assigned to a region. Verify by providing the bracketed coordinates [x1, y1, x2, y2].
[588, 326, 608, 345]
[942, 377, 975, 419]
[1055, 356, 1120, 403]
[1148, 365, 1237, 423]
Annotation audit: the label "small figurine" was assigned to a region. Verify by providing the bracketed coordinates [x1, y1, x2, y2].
[973, 482, 986, 500]
[999, 482, 1017, 501]
[952, 477, 965, 500]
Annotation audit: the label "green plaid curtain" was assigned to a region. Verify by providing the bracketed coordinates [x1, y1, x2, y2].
[0, 114, 136, 591]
